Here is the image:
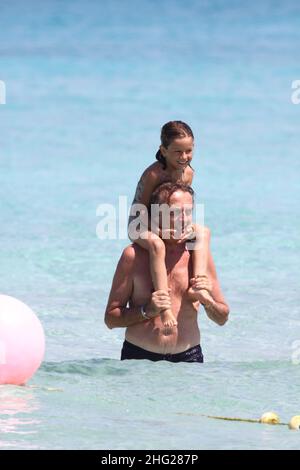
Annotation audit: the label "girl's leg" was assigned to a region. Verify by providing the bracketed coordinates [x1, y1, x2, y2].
[134, 231, 177, 328]
[189, 225, 213, 303]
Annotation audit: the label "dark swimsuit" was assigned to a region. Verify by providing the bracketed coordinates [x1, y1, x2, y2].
[121, 340, 204, 363]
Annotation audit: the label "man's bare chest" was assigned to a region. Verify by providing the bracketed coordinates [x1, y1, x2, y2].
[132, 251, 192, 300]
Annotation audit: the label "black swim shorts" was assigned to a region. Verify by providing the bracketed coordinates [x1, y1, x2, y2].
[121, 340, 204, 363]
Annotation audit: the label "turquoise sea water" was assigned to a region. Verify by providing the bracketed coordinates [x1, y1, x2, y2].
[0, 0, 300, 450]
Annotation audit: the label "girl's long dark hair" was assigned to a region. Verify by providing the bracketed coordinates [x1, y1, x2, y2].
[155, 121, 194, 170]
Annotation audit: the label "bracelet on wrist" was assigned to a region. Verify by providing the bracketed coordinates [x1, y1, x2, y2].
[140, 304, 151, 320]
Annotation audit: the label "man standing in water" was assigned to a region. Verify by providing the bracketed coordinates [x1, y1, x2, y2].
[105, 183, 229, 363]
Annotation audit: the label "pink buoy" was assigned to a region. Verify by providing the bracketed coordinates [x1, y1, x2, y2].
[0, 295, 45, 385]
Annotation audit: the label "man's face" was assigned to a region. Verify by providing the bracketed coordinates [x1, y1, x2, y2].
[160, 190, 193, 242]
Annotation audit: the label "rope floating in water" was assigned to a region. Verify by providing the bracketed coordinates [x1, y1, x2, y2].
[205, 414, 287, 426]
[176, 412, 289, 426]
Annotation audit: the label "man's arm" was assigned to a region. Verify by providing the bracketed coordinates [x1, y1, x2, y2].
[203, 249, 230, 325]
[190, 248, 230, 326]
[105, 246, 146, 329]
[105, 246, 171, 329]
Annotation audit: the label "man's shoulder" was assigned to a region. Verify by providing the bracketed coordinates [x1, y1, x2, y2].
[118, 244, 148, 276]
[121, 244, 136, 263]
[121, 243, 145, 263]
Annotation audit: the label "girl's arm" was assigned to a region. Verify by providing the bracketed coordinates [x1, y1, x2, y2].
[132, 168, 159, 207]
[128, 167, 160, 241]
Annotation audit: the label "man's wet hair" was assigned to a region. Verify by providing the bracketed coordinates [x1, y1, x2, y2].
[149, 182, 194, 207]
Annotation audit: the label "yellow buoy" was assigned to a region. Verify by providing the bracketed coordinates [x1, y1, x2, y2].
[259, 412, 280, 425]
[288, 416, 300, 430]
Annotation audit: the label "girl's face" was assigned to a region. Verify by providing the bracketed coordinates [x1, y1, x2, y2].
[160, 136, 194, 171]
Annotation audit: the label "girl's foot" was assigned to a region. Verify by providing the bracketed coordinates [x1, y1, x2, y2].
[160, 309, 178, 328]
[188, 287, 214, 304]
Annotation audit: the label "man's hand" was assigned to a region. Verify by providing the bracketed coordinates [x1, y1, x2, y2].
[160, 225, 195, 243]
[177, 224, 196, 243]
[144, 289, 171, 319]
